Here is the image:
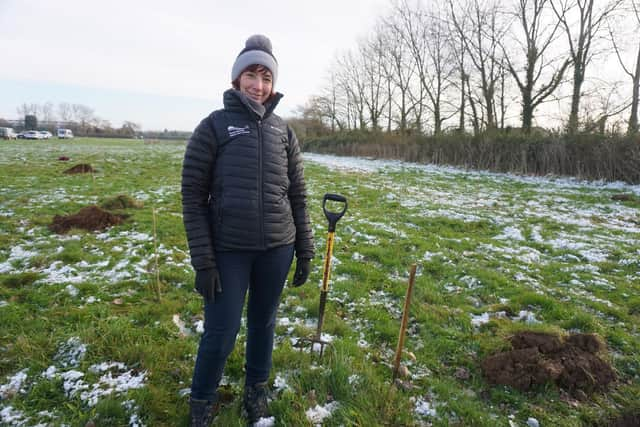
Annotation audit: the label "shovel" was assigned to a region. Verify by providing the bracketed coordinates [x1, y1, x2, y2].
[307, 193, 347, 356]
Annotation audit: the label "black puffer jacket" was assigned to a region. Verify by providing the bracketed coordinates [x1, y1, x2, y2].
[181, 89, 314, 271]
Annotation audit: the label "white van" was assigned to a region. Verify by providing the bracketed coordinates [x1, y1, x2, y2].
[0, 127, 17, 139]
[57, 129, 74, 139]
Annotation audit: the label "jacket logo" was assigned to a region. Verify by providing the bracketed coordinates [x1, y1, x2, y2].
[227, 125, 250, 138]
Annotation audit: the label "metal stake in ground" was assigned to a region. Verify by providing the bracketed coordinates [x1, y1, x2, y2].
[393, 264, 417, 380]
[310, 193, 347, 357]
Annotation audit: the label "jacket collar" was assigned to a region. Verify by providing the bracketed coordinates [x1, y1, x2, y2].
[223, 89, 283, 120]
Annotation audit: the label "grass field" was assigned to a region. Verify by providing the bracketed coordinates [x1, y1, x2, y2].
[1, 138, 639, 426]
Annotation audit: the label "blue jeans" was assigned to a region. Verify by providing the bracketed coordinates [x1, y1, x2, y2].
[190, 244, 294, 402]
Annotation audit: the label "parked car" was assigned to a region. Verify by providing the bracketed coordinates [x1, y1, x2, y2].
[23, 130, 42, 140]
[0, 127, 17, 139]
[39, 131, 53, 139]
[57, 129, 74, 139]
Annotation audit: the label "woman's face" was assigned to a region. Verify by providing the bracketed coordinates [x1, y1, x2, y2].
[239, 67, 273, 104]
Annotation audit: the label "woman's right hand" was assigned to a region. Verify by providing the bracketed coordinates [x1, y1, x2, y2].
[195, 268, 222, 302]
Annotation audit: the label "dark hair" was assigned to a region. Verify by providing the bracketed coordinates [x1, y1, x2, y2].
[231, 64, 273, 90]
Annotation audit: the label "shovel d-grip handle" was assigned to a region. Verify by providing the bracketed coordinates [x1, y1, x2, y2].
[322, 193, 347, 232]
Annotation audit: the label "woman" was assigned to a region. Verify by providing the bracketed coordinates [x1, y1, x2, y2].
[181, 34, 314, 426]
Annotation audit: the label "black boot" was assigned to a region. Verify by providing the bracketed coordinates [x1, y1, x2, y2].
[243, 382, 270, 423]
[189, 397, 219, 427]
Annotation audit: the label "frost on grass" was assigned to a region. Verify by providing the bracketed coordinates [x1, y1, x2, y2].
[305, 401, 339, 424]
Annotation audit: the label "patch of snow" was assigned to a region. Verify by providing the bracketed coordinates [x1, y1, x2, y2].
[0, 369, 29, 399]
[312, 334, 335, 353]
[0, 405, 29, 426]
[273, 374, 290, 393]
[65, 285, 79, 297]
[470, 313, 491, 327]
[38, 262, 85, 285]
[305, 401, 339, 424]
[89, 362, 127, 373]
[54, 337, 87, 368]
[512, 310, 541, 324]
[41, 366, 57, 379]
[460, 276, 482, 289]
[495, 226, 525, 241]
[252, 416, 275, 427]
[352, 252, 365, 261]
[194, 320, 204, 334]
[527, 417, 540, 427]
[414, 397, 437, 417]
[173, 314, 193, 336]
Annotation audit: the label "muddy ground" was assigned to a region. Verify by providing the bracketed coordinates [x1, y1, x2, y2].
[482, 331, 616, 395]
[49, 205, 126, 233]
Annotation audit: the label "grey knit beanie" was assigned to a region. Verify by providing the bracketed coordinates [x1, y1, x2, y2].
[231, 35, 278, 86]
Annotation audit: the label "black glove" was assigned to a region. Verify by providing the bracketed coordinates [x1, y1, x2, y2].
[195, 268, 222, 302]
[291, 258, 311, 287]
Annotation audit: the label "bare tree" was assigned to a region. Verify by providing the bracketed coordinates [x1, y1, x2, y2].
[393, 0, 457, 135]
[16, 103, 38, 118]
[504, 0, 571, 132]
[551, 0, 624, 134]
[450, 0, 508, 130]
[382, 11, 419, 136]
[58, 103, 73, 122]
[71, 104, 96, 130]
[608, 0, 640, 134]
[334, 52, 369, 130]
[580, 80, 629, 133]
[360, 33, 390, 131]
[446, 7, 471, 133]
[372, 22, 400, 132]
[40, 102, 56, 123]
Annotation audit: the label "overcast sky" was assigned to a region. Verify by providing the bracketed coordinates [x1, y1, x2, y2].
[0, 0, 386, 130]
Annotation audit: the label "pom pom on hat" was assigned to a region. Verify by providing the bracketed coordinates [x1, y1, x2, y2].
[231, 34, 278, 86]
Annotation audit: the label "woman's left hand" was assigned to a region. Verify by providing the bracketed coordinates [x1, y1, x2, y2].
[291, 258, 311, 287]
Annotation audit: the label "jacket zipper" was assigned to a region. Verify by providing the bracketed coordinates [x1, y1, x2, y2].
[257, 119, 264, 249]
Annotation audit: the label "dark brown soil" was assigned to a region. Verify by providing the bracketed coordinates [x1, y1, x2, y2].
[63, 163, 94, 174]
[58, 156, 70, 161]
[611, 193, 635, 202]
[49, 205, 125, 233]
[607, 412, 640, 427]
[481, 331, 615, 395]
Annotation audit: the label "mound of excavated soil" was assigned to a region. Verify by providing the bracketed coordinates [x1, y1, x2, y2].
[49, 205, 125, 234]
[481, 331, 615, 395]
[63, 163, 95, 174]
[607, 412, 640, 427]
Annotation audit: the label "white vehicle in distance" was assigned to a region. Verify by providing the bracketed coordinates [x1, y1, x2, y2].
[57, 129, 74, 139]
[0, 127, 17, 139]
[39, 131, 53, 139]
[23, 130, 42, 139]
